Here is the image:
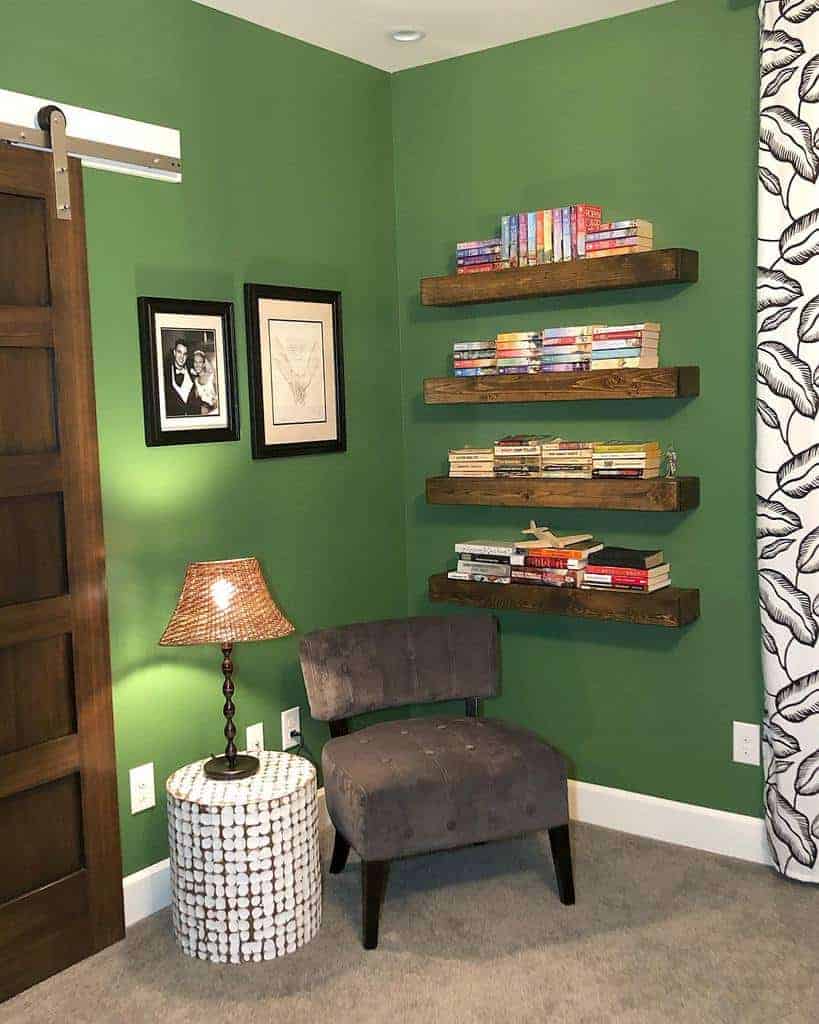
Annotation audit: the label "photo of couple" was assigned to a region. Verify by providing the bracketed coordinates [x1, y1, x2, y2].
[162, 328, 220, 417]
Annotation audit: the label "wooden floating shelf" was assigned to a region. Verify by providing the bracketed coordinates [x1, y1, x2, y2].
[420, 248, 699, 307]
[429, 573, 700, 628]
[424, 366, 699, 405]
[426, 475, 699, 512]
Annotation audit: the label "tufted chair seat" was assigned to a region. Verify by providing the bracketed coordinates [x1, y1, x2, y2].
[299, 614, 574, 949]
[323, 715, 568, 862]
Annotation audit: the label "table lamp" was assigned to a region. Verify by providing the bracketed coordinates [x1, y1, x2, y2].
[159, 556, 294, 780]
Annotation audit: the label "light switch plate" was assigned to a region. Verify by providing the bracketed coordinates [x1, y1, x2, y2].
[733, 722, 761, 766]
[281, 706, 300, 750]
[246, 721, 264, 754]
[129, 762, 156, 814]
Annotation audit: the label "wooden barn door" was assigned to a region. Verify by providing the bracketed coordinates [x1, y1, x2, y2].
[0, 145, 123, 1001]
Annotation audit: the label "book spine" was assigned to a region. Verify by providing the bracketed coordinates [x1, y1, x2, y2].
[518, 213, 527, 267]
[510, 216, 518, 268]
[586, 237, 649, 252]
[571, 206, 578, 260]
[600, 219, 652, 232]
[527, 211, 537, 265]
[456, 238, 500, 249]
[454, 368, 497, 376]
[553, 209, 562, 262]
[563, 208, 571, 261]
[588, 227, 653, 242]
[455, 543, 517, 556]
[501, 216, 510, 263]
[585, 245, 652, 258]
[543, 209, 553, 263]
[456, 263, 509, 275]
[457, 253, 502, 265]
[536, 210, 545, 264]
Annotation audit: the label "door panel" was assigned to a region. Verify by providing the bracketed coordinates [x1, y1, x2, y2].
[0, 774, 84, 904]
[0, 633, 75, 755]
[0, 145, 123, 1003]
[0, 493, 68, 607]
[0, 193, 50, 306]
[0, 347, 58, 453]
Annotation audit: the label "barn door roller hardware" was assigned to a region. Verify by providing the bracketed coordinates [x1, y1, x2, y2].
[0, 104, 183, 220]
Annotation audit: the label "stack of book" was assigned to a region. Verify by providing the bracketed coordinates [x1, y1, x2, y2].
[512, 536, 603, 587]
[590, 323, 660, 369]
[539, 324, 601, 373]
[592, 441, 662, 479]
[448, 539, 522, 584]
[455, 238, 507, 275]
[540, 439, 594, 479]
[496, 331, 541, 374]
[501, 205, 602, 267]
[447, 446, 495, 478]
[494, 435, 545, 477]
[581, 546, 670, 593]
[585, 220, 653, 259]
[452, 339, 497, 377]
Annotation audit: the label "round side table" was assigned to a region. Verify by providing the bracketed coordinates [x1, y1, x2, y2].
[166, 750, 321, 963]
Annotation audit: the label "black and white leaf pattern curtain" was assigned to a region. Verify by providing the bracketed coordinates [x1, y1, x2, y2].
[759, 0, 819, 882]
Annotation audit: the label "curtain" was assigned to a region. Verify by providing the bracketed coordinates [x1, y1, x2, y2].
[758, 0, 819, 882]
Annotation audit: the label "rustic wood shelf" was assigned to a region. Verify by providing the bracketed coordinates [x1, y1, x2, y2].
[428, 573, 700, 628]
[424, 366, 699, 404]
[420, 248, 699, 306]
[426, 475, 699, 512]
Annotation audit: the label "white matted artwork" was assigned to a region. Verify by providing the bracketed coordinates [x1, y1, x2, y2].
[138, 297, 239, 446]
[245, 285, 346, 458]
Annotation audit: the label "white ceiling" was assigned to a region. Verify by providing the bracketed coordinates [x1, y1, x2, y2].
[193, 0, 677, 73]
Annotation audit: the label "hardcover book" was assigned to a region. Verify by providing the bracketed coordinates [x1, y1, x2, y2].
[586, 546, 665, 569]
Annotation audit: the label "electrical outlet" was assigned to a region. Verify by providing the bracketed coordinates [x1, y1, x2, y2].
[246, 721, 265, 754]
[733, 722, 761, 766]
[281, 706, 301, 751]
[129, 762, 156, 814]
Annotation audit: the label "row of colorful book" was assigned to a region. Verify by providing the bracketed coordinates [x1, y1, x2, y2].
[447, 538, 670, 593]
[452, 322, 660, 376]
[454, 208, 653, 274]
[448, 438, 663, 480]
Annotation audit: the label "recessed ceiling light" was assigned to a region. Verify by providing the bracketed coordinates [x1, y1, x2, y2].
[390, 29, 425, 43]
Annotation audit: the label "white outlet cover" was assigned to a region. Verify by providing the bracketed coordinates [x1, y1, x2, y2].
[129, 762, 156, 814]
[281, 707, 301, 750]
[733, 722, 761, 766]
[246, 721, 265, 754]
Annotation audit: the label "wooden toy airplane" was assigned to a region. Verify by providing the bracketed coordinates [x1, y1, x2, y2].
[516, 520, 594, 550]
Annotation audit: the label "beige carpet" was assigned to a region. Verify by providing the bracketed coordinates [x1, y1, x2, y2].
[2, 823, 818, 1024]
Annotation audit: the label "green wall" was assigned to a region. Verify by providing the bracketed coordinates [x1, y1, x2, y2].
[0, 0, 406, 874]
[391, 0, 763, 817]
[2, 0, 763, 877]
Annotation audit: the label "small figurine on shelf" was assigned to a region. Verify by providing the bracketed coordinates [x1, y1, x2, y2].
[664, 444, 678, 478]
[517, 520, 594, 550]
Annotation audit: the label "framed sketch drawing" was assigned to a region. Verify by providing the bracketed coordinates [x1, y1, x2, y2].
[244, 284, 346, 459]
[137, 296, 239, 446]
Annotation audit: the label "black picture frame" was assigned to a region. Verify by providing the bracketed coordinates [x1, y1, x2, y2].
[244, 283, 346, 459]
[137, 296, 240, 447]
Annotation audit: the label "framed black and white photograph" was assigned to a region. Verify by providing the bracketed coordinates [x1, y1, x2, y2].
[244, 283, 346, 459]
[137, 296, 239, 446]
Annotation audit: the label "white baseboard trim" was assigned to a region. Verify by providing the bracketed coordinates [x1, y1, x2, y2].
[122, 857, 171, 928]
[568, 779, 769, 866]
[121, 782, 769, 928]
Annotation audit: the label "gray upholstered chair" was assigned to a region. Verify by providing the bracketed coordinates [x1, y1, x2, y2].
[299, 613, 574, 949]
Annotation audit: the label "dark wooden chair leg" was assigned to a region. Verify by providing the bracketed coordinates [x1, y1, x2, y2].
[330, 830, 351, 874]
[362, 859, 390, 949]
[548, 824, 575, 905]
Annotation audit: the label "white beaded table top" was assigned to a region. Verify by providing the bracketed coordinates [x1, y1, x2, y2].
[166, 750, 316, 807]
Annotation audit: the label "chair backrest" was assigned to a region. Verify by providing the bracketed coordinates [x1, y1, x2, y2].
[299, 614, 498, 722]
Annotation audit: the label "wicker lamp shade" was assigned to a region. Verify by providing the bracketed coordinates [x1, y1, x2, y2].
[159, 557, 294, 646]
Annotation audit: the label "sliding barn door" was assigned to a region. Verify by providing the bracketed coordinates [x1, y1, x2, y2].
[0, 145, 123, 1001]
